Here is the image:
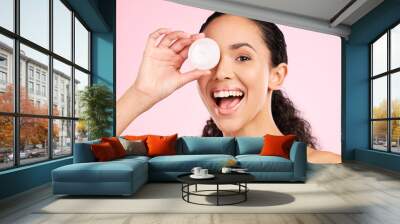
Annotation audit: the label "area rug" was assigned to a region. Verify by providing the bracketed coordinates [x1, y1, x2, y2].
[36, 183, 362, 214]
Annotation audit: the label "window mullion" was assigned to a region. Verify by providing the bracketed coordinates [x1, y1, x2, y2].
[388, 29, 392, 153]
[370, 45, 373, 149]
[13, 0, 20, 167]
[48, 0, 53, 160]
[71, 10, 76, 155]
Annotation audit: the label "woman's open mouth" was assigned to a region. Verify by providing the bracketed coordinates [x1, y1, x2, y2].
[211, 89, 245, 115]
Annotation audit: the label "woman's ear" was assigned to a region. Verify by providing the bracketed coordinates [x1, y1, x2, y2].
[268, 63, 288, 90]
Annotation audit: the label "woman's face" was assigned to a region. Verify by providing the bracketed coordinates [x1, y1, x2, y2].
[197, 15, 272, 135]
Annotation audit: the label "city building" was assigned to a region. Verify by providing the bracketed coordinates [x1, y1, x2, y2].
[0, 41, 80, 154]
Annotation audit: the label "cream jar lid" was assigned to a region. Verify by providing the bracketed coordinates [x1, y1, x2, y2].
[188, 37, 220, 70]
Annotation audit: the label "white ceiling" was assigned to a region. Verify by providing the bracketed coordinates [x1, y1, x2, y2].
[167, 0, 384, 38]
[228, 0, 353, 22]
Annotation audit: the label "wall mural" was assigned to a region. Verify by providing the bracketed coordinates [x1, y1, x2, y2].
[116, 0, 342, 163]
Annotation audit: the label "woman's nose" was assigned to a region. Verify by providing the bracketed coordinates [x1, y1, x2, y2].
[213, 59, 233, 80]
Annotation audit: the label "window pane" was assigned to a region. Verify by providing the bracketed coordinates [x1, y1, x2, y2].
[372, 33, 387, 76]
[0, 116, 13, 170]
[53, 119, 72, 157]
[392, 72, 400, 118]
[392, 120, 400, 153]
[372, 121, 388, 151]
[20, 117, 49, 165]
[53, 0, 72, 60]
[372, 76, 387, 119]
[20, 0, 49, 49]
[20, 44, 49, 115]
[74, 69, 89, 118]
[75, 120, 88, 143]
[53, 59, 72, 117]
[0, 0, 14, 31]
[74, 17, 89, 70]
[391, 24, 400, 70]
[0, 34, 14, 112]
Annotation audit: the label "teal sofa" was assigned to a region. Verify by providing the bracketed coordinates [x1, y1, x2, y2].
[52, 136, 307, 196]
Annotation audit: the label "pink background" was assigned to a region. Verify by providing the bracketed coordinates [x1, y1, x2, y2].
[116, 0, 341, 154]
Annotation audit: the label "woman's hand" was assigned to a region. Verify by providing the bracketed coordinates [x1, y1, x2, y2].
[117, 28, 211, 135]
[133, 28, 211, 106]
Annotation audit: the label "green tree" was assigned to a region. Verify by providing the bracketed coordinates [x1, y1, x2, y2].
[79, 84, 113, 140]
[0, 85, 59, 150]
[392, 99, 400, 143]
[372, 99, 400, 143]
[372, 99, 387, 138]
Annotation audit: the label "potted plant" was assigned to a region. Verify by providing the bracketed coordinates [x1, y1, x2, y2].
[79, 84, 114, 140]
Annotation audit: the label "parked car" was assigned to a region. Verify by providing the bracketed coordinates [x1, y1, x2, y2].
[53, 149, 62, 156]
[14, 150, 32, 159]
[20, 151, 29, 159]
[30, 148, 47, 158]
[7, 153, 13, 161]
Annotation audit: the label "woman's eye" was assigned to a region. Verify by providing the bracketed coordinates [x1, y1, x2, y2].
[236, 55, 251, 62]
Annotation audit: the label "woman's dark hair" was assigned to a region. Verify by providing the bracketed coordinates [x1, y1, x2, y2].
[200, 12, 317, 148]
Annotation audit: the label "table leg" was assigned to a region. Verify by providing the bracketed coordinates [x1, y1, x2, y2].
[187, 184, 190, 202]
[217, 184, 219, 206]
[245, 183, 247, 201]
[195, 184, 197, 192]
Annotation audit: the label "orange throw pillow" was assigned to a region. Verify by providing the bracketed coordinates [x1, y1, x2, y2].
[259, 134, 296, 159]
[146, 134, 178, 157]
[123, 135, 148, 141]
[91, 142, 117, 161]
[101, 137, 126, 158]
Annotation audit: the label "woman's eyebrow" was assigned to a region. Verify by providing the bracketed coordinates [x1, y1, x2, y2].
[229, 42, 256, 52]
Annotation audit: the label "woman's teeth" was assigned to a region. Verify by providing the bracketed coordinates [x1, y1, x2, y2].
[213, 90, 244, 98]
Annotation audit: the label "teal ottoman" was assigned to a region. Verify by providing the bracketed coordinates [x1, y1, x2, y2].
[52, 156, 148, 196]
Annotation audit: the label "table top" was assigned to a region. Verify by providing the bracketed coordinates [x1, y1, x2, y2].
[177, 172, 255, 185]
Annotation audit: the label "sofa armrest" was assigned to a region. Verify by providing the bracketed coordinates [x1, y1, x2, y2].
[289, 141, 307, 181]
[73, 140, 100, 163]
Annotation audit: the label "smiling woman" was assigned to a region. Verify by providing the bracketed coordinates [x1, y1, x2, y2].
[198, 13, 292, 137]
[197, 13, 318, 149]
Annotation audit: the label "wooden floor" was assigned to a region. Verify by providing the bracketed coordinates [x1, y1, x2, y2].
[1, 162, 400, 224]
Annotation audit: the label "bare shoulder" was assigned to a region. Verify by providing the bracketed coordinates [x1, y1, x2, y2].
[307, 147, 342, 164]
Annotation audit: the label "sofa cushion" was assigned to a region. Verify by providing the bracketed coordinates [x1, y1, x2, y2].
[73, 139, 101, 163]
[91, 142, 118, 161]
[119, 138, 147, 156]
[148, 154, 235, 172]
[236, 155, 293, 172]
[235, 137, 264, 155]
[52, 158, 147, 183]
[177, 137, 235, 155]
[123, 135, 148, 141]
[101, 137, 127, 158]
[259, 134, 296, 159]
[114, 155, 150, 164]
[147, 134, 178, 157]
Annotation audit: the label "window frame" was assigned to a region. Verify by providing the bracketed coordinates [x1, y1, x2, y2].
[0, 0, 92, 171]
[370, 20, 400, 154]
[0, 71, 7, 85]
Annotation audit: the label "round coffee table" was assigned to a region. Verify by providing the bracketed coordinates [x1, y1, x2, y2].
[177, 172, 255, 206]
